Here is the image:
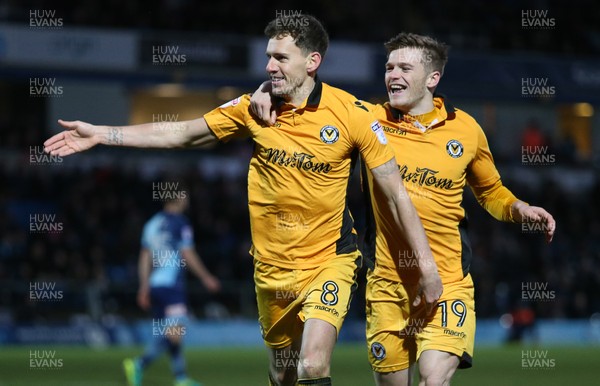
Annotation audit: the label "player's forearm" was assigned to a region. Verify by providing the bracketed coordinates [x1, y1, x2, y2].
[471, 180, 520, 222]
[182, 250, 212, 281]
[95, 122, 191, 149]
[371, 160, 438, 277]
[387, 193, 438, 276]
[138, 250, 151, 288]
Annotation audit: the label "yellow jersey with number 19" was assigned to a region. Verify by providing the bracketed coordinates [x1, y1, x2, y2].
[204, 79, 394, 270]
[363, 96, 518, 285]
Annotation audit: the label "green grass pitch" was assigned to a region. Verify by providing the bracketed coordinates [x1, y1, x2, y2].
[2, 344, 599, 385]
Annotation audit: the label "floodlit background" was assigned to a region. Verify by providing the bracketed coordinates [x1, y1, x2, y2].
[1, 0, 599, 385]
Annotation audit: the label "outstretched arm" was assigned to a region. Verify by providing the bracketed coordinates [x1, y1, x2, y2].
[370, 159, 443, 314]
[471, 181, 556, 243]
[44, 117, 218, 157]
[181, 248, 221, 293]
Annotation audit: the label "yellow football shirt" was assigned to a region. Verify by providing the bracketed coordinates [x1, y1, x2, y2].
[204, 79, 394, 269]
[363, 97, 518, 285]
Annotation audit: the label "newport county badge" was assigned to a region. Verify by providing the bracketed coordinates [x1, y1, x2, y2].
[371, 342, 386, 360]
[320, 125, 339, 144]
[446, 139, 464, 158]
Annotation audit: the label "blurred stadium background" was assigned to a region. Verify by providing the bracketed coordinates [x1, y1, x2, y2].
[1, 0, 600, 384]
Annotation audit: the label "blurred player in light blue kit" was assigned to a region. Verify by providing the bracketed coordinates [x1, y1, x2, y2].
[123, 193, 221, 386]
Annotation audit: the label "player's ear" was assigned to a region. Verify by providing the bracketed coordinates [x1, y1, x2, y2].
[426, 71, 441, 89]
[306, 51, 322, 73]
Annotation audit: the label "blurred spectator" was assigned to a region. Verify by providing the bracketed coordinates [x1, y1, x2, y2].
[521, 119, 547, 150]
[507, 303, 536, 343]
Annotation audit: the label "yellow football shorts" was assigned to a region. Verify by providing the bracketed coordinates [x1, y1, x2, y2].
[366, 271, 475, 372]
[255, 251, 362, 349]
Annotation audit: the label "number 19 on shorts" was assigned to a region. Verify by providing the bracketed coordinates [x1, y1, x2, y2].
[438, 300, 467, 328]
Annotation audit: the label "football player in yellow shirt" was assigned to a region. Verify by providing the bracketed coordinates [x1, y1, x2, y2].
[250, 32, 555, 386]
[44, 17, 443, 386]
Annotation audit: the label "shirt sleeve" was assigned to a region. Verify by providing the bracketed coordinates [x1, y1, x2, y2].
[466, 122, 501, 188]
[467, 122, 520, 222]
[470, 180, 520, 222]
[203, 94, 253, 142]
[349, 100, 395, 170]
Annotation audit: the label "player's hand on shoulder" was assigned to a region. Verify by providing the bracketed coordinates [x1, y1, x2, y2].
[44, 119, 99, 156]
[250, 81, 277, 126]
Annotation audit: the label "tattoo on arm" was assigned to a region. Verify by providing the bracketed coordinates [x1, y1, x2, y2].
[107, 127, 123, 145]
[371, 159, 398, 178]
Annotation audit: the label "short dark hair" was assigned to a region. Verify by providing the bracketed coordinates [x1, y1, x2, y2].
[384, 32, 449, 75]
[264, 13, 329, 58]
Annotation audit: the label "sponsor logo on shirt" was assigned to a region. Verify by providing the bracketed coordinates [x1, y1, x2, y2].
[265, 148, 332, 174]
[398, 165, 454, 189]
[381, 125, 407, 136]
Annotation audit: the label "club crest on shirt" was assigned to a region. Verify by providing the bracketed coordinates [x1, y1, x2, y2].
[446, 139, 464, 158]
[371, 342, 386, 360]
[320, 125, 339, 144]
